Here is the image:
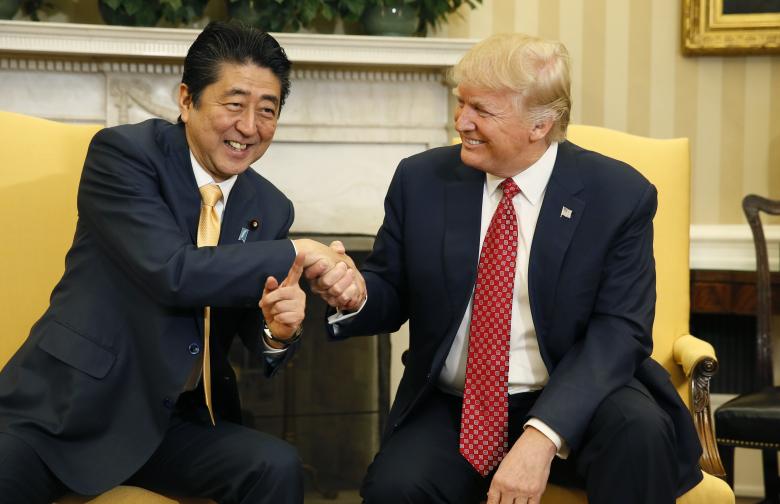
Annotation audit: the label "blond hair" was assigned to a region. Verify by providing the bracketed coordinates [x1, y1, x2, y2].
[452, 33, 571, 142]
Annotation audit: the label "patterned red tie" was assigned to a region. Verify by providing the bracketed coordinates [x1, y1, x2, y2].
[460, 178, 520, 477]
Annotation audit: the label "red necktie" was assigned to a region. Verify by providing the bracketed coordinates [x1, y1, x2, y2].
[460, 178, 520, 476]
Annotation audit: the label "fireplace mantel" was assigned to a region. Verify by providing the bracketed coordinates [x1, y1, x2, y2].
[0, 20, 474, 67]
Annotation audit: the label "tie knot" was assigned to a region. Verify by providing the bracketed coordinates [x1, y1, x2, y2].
[501, 178, 520, 200]
[199, 184, 223, 207]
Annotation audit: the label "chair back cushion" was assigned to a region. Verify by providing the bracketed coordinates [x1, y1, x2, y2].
[0, 111, 101, 368]
[566, 125, 691, 401]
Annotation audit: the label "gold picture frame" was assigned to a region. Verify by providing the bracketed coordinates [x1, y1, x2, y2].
[683, 0, 780, 55]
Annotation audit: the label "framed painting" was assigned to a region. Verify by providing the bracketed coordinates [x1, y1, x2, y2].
[683, 0, 780, 55]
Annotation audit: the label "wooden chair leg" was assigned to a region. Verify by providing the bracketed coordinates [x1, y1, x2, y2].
[718, 444, 735, 488]
[761, 449, 779, 504]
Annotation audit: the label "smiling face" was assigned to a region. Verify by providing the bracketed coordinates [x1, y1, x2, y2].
[454, 83, 552, 178]
[179, 62, 282, 182]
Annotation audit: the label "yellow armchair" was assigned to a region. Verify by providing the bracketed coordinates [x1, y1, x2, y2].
[0, 110, 213, 504]
[538, 125, 734, 503]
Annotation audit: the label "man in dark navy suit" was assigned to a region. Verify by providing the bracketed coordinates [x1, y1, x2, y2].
[0, 22, 361, 504]
[321, 33, 702, 504]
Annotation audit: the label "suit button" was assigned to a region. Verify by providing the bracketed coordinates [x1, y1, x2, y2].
[426, 373, 432, 380]
[163, 397, 174, 409]
[188, 343, 200, 355]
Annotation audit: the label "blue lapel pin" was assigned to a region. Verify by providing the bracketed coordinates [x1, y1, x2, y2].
[238, 218, 260, 243]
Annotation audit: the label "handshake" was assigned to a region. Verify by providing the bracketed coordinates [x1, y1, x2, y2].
[259, 238, 367, 346]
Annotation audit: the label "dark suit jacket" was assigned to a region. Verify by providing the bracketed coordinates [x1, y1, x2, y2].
[330, 142, 703, 495]
[0, 119, 297, 495]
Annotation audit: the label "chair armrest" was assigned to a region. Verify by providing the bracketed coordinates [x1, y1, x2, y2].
[673, 334, 716, 376]
[673, 334, 726, 478]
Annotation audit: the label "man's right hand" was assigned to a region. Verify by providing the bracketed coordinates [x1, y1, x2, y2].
[486, 426, 556, 504]
[292, 238, 366, 311]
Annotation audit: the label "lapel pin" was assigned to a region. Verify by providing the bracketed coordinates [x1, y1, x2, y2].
[238, 218, 259, 243]
[560, 206, 573, 219]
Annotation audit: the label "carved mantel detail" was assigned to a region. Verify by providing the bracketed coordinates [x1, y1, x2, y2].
[109, 77, 178, 125]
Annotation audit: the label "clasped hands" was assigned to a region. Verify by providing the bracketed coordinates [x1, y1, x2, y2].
[259, 239, 366, 347]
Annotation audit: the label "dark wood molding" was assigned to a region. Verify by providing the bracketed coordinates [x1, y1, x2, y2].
[690, 270, 780, 315]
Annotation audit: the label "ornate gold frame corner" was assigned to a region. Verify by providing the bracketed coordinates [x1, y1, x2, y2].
[682, 0, 780, 55]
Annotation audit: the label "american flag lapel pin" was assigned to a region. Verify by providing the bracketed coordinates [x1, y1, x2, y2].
[560, 206, 573, 219]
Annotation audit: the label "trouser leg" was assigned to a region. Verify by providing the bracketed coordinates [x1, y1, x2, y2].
[361, 390, 489, 504]
[573, 382, 678, 504]
[127, 403, 303, 504]
[0, 433, 68, 504]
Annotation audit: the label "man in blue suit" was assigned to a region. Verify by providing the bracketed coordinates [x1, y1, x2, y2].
[324, 33, 702, 504]
[0, 22, 360, 504]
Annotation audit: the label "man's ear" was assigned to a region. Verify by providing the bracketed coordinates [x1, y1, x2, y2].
[178, 83, 193, 123]
[529, 117, 554, 142]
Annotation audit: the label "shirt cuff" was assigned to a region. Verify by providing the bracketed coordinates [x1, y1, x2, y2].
[327, 295, 368, 325]
[261, 334, 288, 355]
[524, 418, 570, 459]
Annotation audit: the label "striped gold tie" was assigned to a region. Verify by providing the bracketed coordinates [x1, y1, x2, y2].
[197, 183, 222, 426]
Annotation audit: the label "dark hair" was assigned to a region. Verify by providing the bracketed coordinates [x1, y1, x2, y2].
[182, 21, 292, 111]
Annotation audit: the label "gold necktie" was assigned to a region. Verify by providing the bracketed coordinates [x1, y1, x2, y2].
[197, 183, 222, 426]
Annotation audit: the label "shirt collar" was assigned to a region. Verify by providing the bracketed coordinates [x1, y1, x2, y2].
[190, 151, 238, 203]
[485, 142, 558, 206]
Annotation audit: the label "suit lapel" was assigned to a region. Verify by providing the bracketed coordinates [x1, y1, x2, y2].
[220, 172, 258, 245]
[157, 122, 204, 339]
[442, 162, 484, 320]
[159, 122, 201, 244]
[528, 141, 585, 340]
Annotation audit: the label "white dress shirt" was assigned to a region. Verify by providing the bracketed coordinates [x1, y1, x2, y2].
[437, 142, 569, 457]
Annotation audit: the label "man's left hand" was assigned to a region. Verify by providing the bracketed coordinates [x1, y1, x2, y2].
[259, 252, 306, 344]
[486, 426, 556, 504]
